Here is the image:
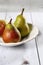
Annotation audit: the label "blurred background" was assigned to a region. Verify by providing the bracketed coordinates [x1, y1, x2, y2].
[0, 0, 43, 12]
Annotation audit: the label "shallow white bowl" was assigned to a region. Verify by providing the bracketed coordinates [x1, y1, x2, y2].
[0, 26, 39, 46]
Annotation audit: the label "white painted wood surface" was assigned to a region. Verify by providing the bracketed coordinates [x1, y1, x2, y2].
[0, 0, 43, 12]
[0, 12, 39, 65]
[0, 40, 39, 65]
[32, 12, 43, 65]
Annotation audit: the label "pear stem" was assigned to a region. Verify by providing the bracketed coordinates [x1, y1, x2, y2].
[9, 18, 12, 24]
[21, 8, 24, 15]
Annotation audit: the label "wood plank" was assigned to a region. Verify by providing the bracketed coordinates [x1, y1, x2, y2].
[32, 12, 43, 65]
[0, 40, 39, 65]
[0, 12, 6, 19]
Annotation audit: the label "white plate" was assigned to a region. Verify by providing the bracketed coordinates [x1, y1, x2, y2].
[0, 26, 39, 46]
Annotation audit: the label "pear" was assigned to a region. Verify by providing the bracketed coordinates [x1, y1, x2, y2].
[19, 23, 30, 37]
[0, 20, 6, 36]
[28, 23, 32, 33]
[14, 8, 30, 37]
[14, 8, 25, 29]
[2, 18, 21, 43]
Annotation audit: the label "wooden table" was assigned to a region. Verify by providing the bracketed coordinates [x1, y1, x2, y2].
[0, 11, 43, 65]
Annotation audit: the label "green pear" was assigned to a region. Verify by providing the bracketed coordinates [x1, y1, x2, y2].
[19, 23, 30, 37]
[28, 23, 32, 33]
[14, 8, 30, 37]
[14, 8, 25, 29]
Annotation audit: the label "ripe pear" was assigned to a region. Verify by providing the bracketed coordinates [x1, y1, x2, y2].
[2, 19, 21, 43]
[14, 8, 30, 37]
[0, 20, 6, 36]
